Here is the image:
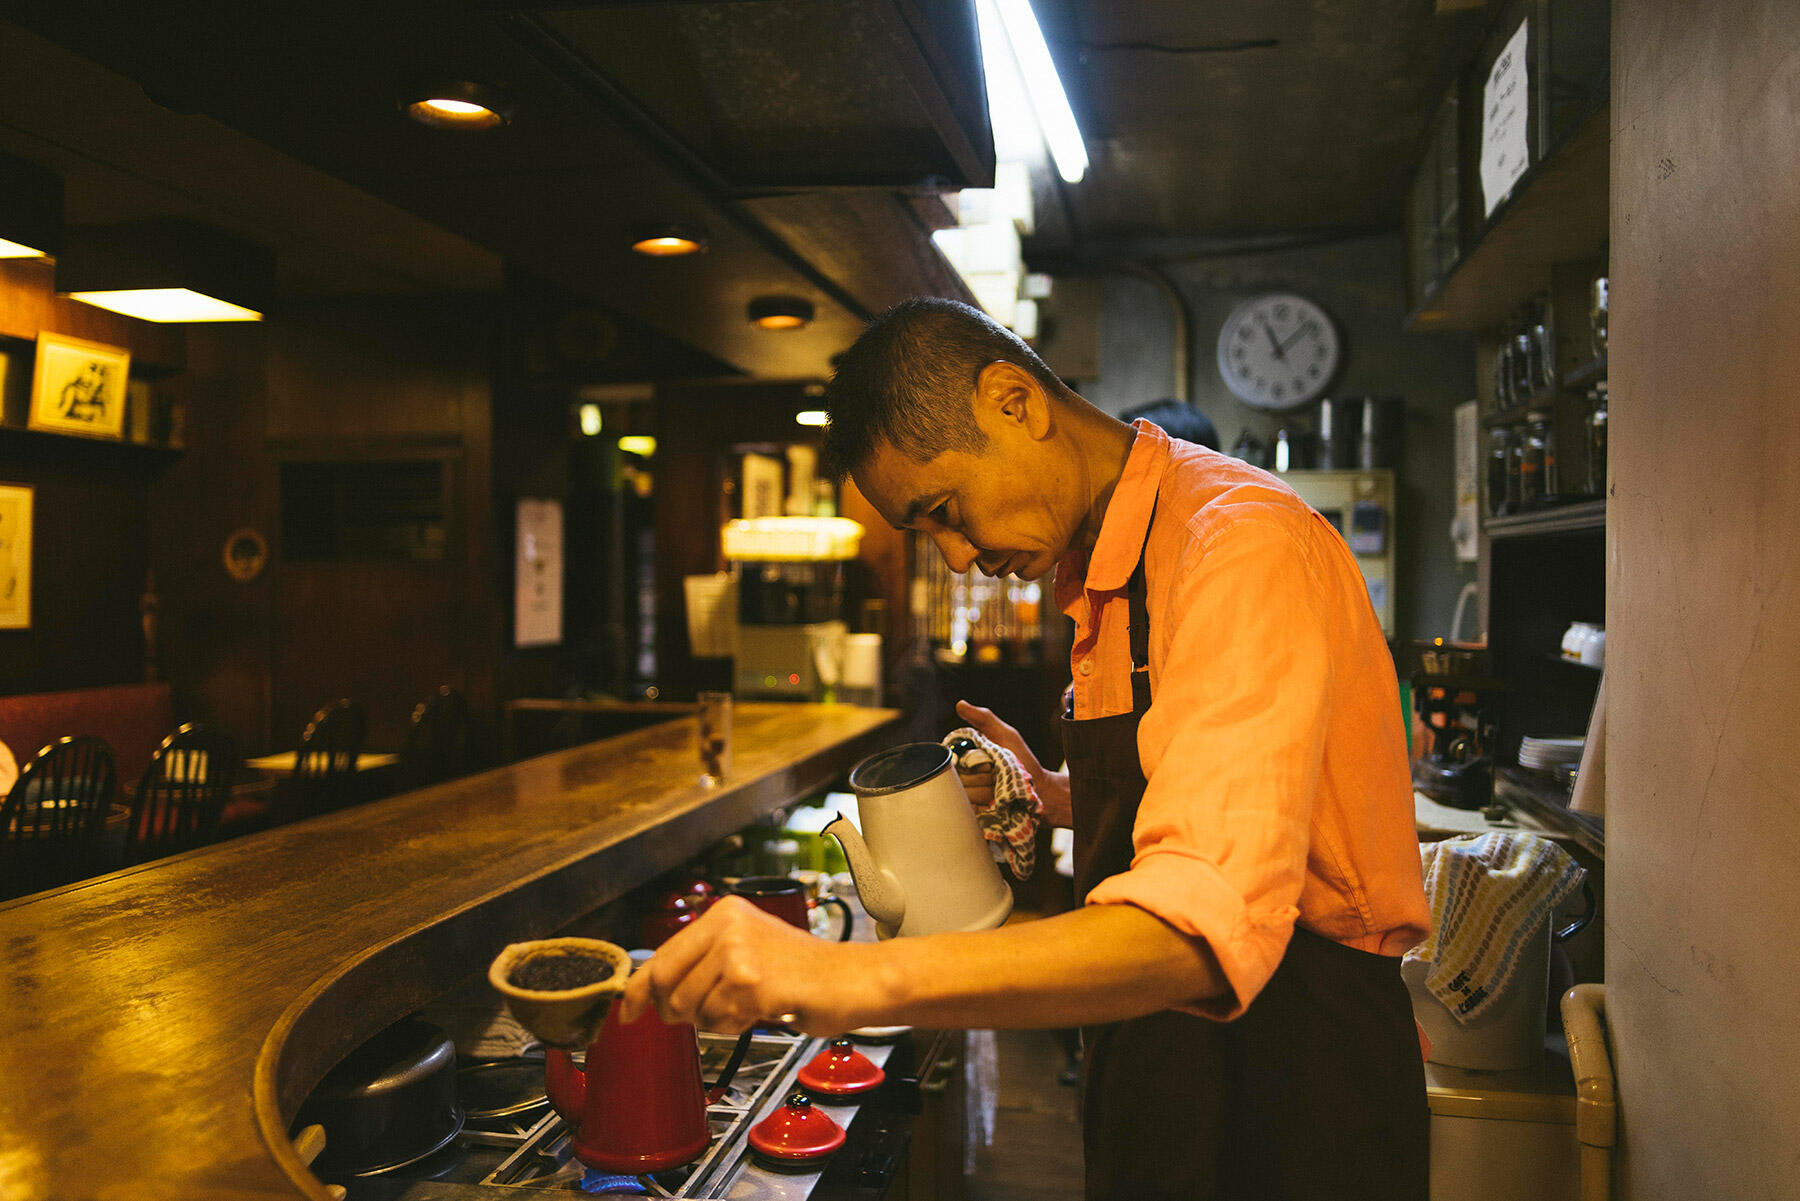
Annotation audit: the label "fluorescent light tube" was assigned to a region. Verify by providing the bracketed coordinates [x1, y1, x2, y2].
[992, 0, 1089, 184]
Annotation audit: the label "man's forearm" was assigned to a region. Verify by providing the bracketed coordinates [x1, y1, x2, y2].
[844, 903, 1228, 1030]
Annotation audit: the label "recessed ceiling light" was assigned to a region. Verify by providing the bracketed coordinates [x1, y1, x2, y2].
[795, 410, 829, 427]
[618, 435, 657, 457]
[748, 295, 815, 330]
[66, 288, 262, 323]
[630, 225, 707, 257]
[403, 81, 513, 131]
[578, 403, 604, 436]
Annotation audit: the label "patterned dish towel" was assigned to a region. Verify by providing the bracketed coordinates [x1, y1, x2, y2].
[943, 727, 1041, 879]
[1404, 832, 1586, 1025]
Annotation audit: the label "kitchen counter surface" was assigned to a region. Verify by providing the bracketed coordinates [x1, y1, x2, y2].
[0, 703, 899, 1201]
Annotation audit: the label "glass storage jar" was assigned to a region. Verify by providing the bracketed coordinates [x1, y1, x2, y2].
[1586, 383, 1608, 496]
[1487, 426, 1515, 517]
[1520, 413, 1550, 508]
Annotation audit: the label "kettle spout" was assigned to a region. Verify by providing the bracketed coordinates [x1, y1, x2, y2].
[544, 1048, 585, 1124]
[825, 814, 905, 933]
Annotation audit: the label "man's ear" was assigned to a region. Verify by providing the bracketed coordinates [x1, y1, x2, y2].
[973, 361, 1053, 440]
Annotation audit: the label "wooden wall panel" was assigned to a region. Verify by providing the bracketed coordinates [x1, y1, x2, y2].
[1609, 6, 1800, 1196]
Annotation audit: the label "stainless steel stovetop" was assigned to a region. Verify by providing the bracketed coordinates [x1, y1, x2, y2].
[342, 1030, 894, 1201]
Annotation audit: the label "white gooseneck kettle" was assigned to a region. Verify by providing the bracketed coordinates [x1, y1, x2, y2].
[826, 742, 1014, 939]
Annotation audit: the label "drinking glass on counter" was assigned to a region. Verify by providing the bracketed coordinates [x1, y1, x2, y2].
[697, 691, 732, 787]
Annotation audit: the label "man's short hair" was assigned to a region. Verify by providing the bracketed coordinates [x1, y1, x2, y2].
[822, 296, 1064, 480]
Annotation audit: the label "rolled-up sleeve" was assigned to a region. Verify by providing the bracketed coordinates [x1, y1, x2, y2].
[1083, 511, 1334, 1020]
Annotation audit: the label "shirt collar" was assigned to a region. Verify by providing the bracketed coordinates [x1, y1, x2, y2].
[1074, 419, 1169, 595]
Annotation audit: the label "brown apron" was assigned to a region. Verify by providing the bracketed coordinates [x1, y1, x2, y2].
[1062, 533, 1428, 1201]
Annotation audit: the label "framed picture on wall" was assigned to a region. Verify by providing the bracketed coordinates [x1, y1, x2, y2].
[28, 332, 131, 440]
[0, 482, 31, 630]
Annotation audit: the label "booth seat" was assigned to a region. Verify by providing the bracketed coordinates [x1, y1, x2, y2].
[0, 683, 176, 787]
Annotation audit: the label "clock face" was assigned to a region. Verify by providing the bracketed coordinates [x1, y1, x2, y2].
[1216, 293, 1342, 410]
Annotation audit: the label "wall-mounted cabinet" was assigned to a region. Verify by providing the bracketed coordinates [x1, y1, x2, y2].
[1405, 0, 1610, 332]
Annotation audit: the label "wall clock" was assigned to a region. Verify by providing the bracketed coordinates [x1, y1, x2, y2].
[1216, 292, 1342, 410]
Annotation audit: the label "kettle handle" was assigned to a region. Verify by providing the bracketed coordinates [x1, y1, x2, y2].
[707, 1029, 756, 1103]
[1556, 879, 1598, 942]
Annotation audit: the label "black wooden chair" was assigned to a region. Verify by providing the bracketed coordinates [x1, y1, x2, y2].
[1, 735, 117, 899]
[291, 698, 367, 817]
[400, 686, 472, 790]
[124, 724, 237, 866]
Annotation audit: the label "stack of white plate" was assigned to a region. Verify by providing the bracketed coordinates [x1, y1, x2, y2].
[1519, 736, 1585, 770]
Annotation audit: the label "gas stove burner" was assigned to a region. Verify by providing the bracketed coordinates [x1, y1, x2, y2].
[577, 1170, 646, 1194]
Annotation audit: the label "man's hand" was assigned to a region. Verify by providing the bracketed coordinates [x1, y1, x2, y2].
[955, 700, 1073, 827]
[617, 896, 880, 1036]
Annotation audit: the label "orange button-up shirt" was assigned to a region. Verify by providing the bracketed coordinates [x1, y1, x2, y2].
[1059, 421, 1428, 1020]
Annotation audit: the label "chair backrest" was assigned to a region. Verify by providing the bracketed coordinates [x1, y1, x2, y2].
[401, 686, 471, 789]
[291, 699, 367, 816]
[1, 735, 117, 899]
[125, 724, 237, 866]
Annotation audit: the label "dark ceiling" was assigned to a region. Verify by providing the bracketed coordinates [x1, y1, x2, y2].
[0, 0, 1494, 375]
[1029, 0, 1491, 251]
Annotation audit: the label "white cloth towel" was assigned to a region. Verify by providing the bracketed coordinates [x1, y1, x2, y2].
[1404, 832, 1585, 1025]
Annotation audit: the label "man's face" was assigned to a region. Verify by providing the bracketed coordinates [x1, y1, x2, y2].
[852, 435, 1075, 582]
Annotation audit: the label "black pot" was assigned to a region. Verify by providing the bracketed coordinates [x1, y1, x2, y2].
[292, 1016, 464, 1178]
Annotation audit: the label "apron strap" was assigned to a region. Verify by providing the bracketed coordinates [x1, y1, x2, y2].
[1127, 501, 1156, 714]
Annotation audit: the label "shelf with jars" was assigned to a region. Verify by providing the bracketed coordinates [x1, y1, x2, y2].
[1477, 258, 1609, 535]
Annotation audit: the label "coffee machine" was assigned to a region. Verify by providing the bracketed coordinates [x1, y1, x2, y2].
[721, 517, 862, 700]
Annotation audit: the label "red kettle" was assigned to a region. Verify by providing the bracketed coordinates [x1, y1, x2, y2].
[544, 998, 755, 1174]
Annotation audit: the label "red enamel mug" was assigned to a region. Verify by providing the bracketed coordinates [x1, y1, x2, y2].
[729, 875, 854, 941]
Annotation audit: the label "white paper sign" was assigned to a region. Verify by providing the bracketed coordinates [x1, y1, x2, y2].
[1481, 20, 1530, 217]
[514, 498, 564, 648]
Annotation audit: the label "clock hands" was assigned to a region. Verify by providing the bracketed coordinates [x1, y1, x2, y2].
[1276, 319, 1321, 354]
[1260, 319, 1287, 362]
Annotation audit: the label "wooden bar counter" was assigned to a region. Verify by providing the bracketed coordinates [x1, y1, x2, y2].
[0, 703, 899, 1201]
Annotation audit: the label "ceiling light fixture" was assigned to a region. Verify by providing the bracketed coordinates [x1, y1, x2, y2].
[58, 220, 273, 323]
[579, 403, 604, 436]
[402, 81, 513, 131]
[980, 0, 1089, 183]
[748, 295, 815, 330]
[0, 151, 63, 259]
[618, 435, 657, 457]
[795, 410, 829, 427]
[630, 225, 708, 257]
[64, 288, 261, 323]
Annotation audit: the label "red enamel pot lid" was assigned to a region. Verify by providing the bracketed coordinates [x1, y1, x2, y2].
[748, 1090, 846, 1161]
[796, 1037, 885, 1096]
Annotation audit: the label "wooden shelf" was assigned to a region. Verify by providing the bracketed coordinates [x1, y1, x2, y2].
[1545, 652, 1602, 672]
[1407, 104, 1611, 333]
[1481, 396, 1559, 428]
[0, 421, 183, 465]
[1485, 499, 1607, 538]
[1561, 353, 1607, 389]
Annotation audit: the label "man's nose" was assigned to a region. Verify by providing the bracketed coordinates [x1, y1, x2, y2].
[927, 527, 980, 574]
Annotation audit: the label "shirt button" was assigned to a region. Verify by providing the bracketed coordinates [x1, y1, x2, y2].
[1078, 659, 1094, 676]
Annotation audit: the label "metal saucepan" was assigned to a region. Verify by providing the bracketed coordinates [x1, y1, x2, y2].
[291, 1015, 464, 1178]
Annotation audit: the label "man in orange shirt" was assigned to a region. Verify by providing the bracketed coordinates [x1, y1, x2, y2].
[622, 298, 1429, 1199]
